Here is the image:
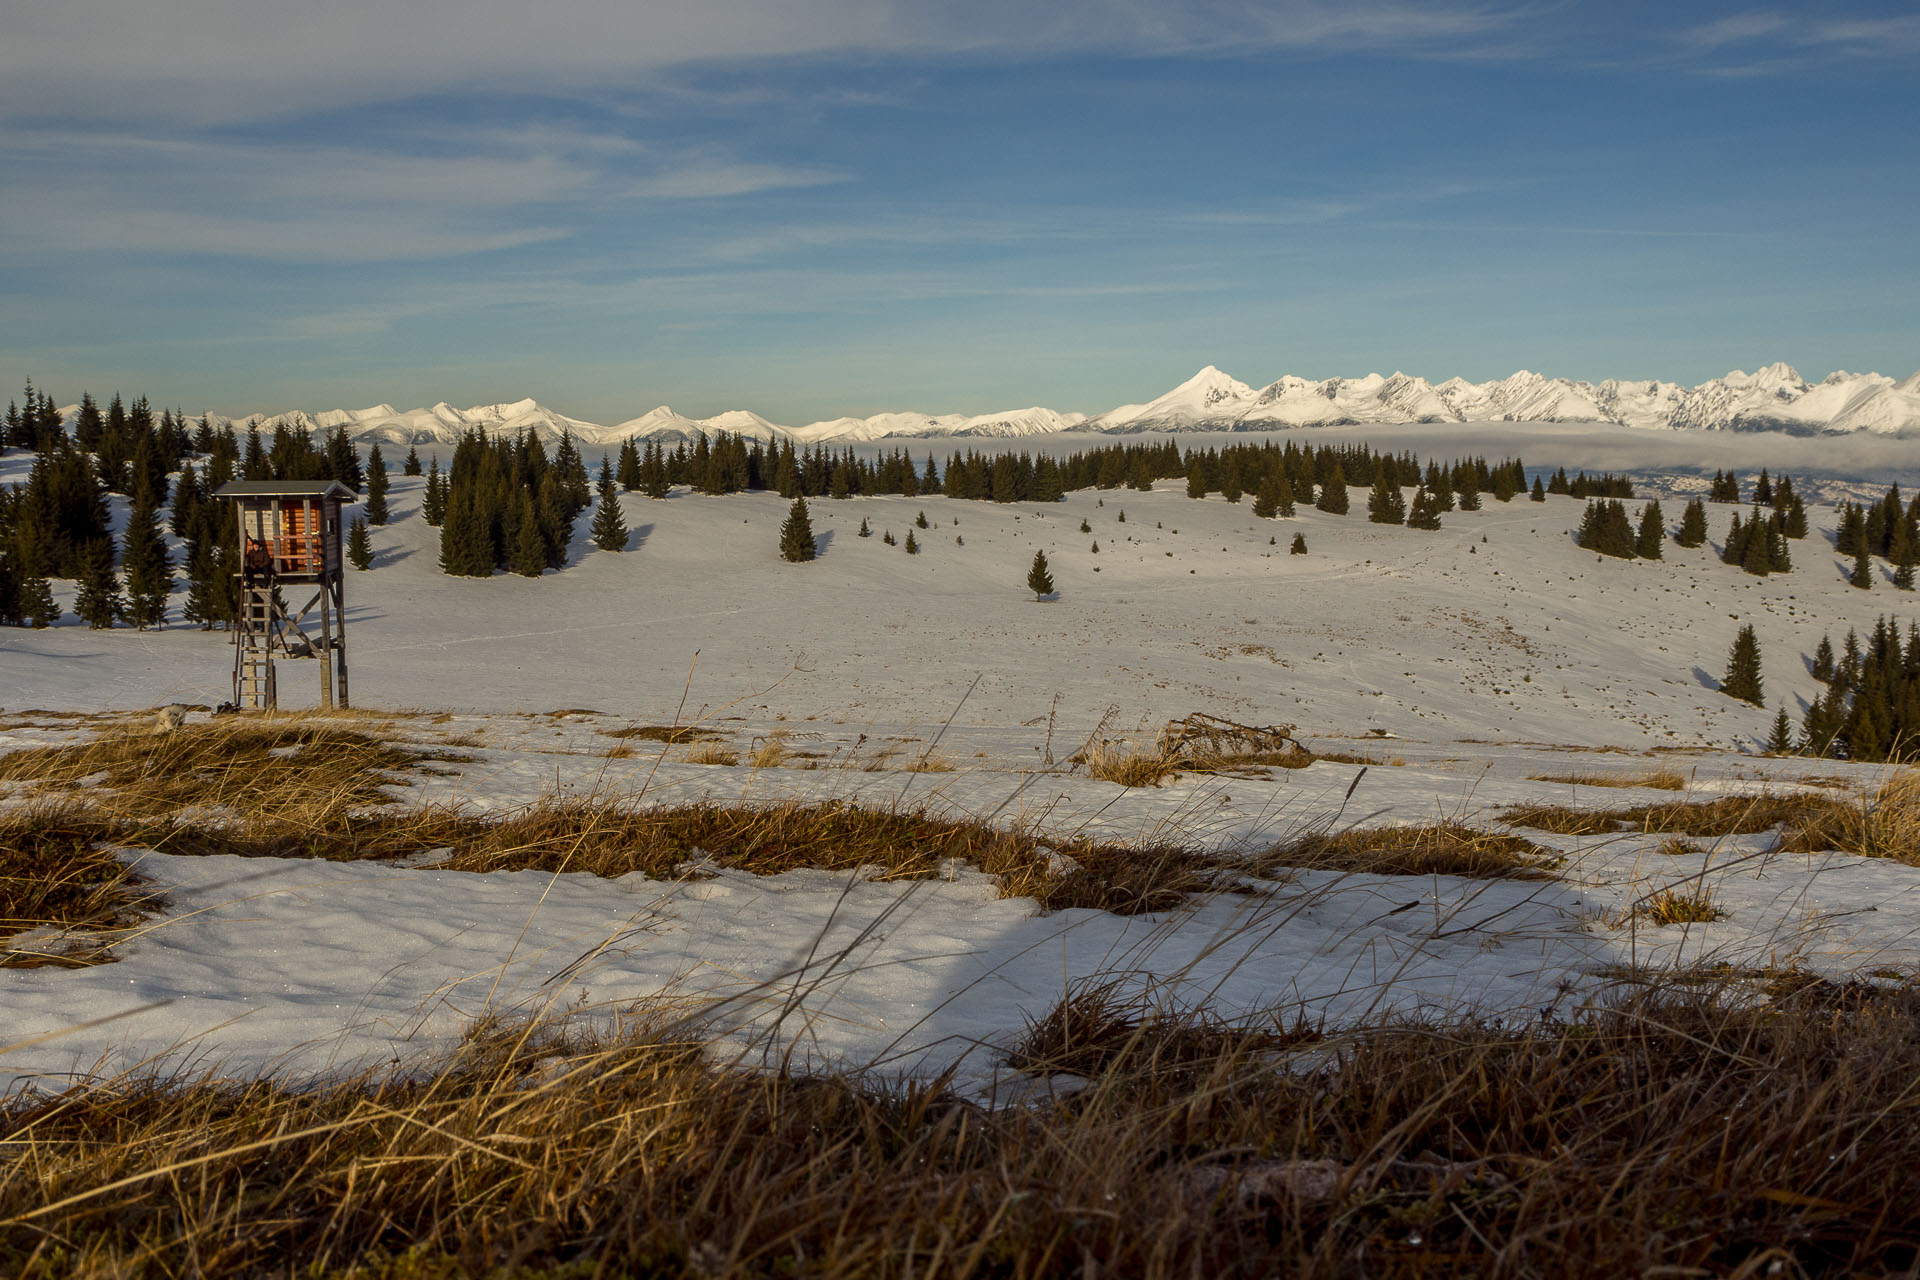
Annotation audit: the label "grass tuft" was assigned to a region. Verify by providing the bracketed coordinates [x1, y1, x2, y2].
[0, 716, 454, 829]
[1527, 768, 1687, 790]
[1258, 822, 1559, 880]
[1778, 770, 1920, 865]
[601, 723, 722, 743]
[0, 803, 162, 968]
[1640, 886, 1726, 925]
[1501, 791, 1825, 838]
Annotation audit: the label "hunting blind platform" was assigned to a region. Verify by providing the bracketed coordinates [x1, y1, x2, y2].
[213, 480, 355, 711]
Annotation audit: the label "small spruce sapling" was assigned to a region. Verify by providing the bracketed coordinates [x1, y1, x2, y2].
[1289, 533, 1307, 555]
[857, 517, 871, 537]
[74, 539, 124, 629]
[1722, 624, 1764, 706]
[1027, 549, 1054, 600]
[1850, 545, 1872, 589]
[590, 459, 629, 552]
[1768, 705, 1793, 753]
[904, 529, 918, 554]
[1634, 501, 1665, 560]
[365, 445, 390, 525]
[780, 498, 817, 562]
[347, 516, 374, 570]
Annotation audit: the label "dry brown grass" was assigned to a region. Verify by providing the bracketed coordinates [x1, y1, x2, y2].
[1527, 768, 1687, 791]
[414, 799, 1214, 916]
[1258, 823, 1560, 880]
[746, 735, 792, 769]
[1310, 749, 1387, 767]
[1778, 770, 1920, 865]
[0, 803, 162, 968]
[0, 716, 453, 828]
[1501, 791, 1826, 838]
[681, 742, 739, 766]
[6, 980, 1917, 1277]
[1501, 773, 1920, 868]
[601, 723, 722, 743]
[1077, 737, 1181, 787]
[1639, 886, 1726, 925]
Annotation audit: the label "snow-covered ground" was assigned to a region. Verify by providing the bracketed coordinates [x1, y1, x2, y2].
[2, 424, 1918, 1097]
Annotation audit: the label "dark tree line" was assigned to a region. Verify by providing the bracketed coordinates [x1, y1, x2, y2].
[1795, 616, 1920, 761]
[0, 381, 369, 629]
[435, 428, 591, 577]
[1834, 484, 1919, 591]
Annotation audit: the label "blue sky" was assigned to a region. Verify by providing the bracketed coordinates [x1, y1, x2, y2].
[3, 0, 1915, 424]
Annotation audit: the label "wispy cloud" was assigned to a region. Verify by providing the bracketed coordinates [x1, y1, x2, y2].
[624, 161, 845, 199]
[1677, 12, 1791, 48]
[0, 124, 838, 263]
[0, 1, 1529, 126]
[1674, 8, 1920, 69]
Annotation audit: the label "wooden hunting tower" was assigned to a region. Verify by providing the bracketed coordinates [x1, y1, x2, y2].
[213, 480, 355, 711]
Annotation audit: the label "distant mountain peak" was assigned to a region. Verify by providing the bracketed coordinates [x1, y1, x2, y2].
[155, 360, 1920, 448]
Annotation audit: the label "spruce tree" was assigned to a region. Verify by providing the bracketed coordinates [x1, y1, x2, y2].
[0, 554, 19, 627]
[423, 459, 447, 526]
[1366, 471, 1405, 525]
[1027, 549, 1054, 599]
[364, 445, 390, 525]
[404, 445, 422, 477]
[642, 441, 671, 498]
[1456, 474, 1481, 511]
[347, 516, 374, 570]
[511, 495, 547, 577]
[1407, 487, 1443, 531]
[1850, 545, 1873, 589]
[1782, 493, 1808, 539]
[1220, 456, 1243, 504]
[1289, 532, 1307, 554]
[590, 460, 629, 552]
[857, 517, 872, 537]
[1721, 624, 1764, 706]
[1768, 704, 1793, 753]
[120, 483, 171, 628]
[1186, 459, 1207, 499]
[1252, 469, 1284, 519]
[780, 498, 817, 562]
[1529, 475, 1546, 502]
[1315, 464, 1348, 514]
[73, 539, 124, 629]
[616, 439, 641, 491]
[17, 558, 56, 627]
[1890, 516, 1916, 590]
[1811, 635, 1835, 683]
[1739, 508, 1774, 576]
[1634, 501, 1664, 560]
[1676, 498, 1708, 548]
[1836, 504, 1866, 558]
[904, 529, 919, 554]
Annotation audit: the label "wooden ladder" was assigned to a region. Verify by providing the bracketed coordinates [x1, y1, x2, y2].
[233, 586, 277, 710]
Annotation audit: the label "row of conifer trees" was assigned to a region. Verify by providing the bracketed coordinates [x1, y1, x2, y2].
[1795, 617, 1920, 760]
[0, 381, 377, 628]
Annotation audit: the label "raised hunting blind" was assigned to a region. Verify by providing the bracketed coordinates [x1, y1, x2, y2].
[213, 480, 355, 711]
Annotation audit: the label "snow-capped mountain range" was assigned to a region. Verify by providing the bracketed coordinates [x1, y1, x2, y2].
[169, 364, 1920, 448]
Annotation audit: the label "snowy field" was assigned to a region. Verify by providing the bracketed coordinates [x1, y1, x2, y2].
[3, 421, 1918, 1098]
